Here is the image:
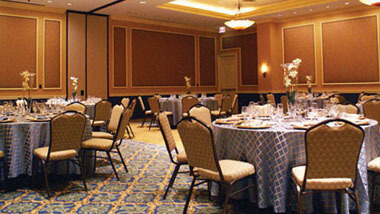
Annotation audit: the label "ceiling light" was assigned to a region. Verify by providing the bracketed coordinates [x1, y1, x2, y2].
[278, 14, 282, 17]
[345, 2, 350, 5]
[67, 2, 72, 6]
[139, 1, 147, 4]
[309, 8, 313, 11]
[293, 11, 297, 14]
[47, 0, 52, 3]
[219, 26, 226, 33]
[359, 0, 380, 6]
[326, 5, 330, 8]
[224, 0, 255, 30]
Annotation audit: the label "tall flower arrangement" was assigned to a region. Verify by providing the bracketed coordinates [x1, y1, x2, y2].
[70, 76, 79, 100]
[184, 76, 191, 94]
[20, 70, 35, 113]
[306, 75, 312, 93]
[281, 58, 302, 104]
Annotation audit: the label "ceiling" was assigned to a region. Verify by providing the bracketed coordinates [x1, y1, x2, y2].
[5, 0, 370, 30]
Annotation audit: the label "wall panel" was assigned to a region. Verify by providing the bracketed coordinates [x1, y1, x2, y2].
[44, 19, 61, 88]
[131, 29, 195, 87]
[113, 27, 127, 87]
[322, 16, 379, 84]
[0, 15, 37, 88]
[283, 25, 315, 84]
[222, 33, 258, 85]
[87, 15, 108, 99]
[199, 37, 216, 86]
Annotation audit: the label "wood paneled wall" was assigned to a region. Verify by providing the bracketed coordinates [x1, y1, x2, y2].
[257, 7, 380, 93]
[109, 19, 218, 96]
[0, 6, 66, 99]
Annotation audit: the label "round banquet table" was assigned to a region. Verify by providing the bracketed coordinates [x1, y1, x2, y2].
[0, 118, 93, 178]
[160, 97, 218, 124]
[212, 119, 380, 213]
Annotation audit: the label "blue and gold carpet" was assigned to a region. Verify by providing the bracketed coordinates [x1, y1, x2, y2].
[0, 140, 259, 213]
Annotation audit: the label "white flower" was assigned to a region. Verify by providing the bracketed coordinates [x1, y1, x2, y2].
[284, 76, 291, 87]
[289, 70, 298, 78]
[70, 76, 79, 91]
[292, 58, 302, 65]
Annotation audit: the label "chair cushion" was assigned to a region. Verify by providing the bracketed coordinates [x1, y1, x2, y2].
[82, 138, 114, 151]
[33, 146, 78, 161]
[368, 157, 380, 172]
[198, 159, 255, 183]
[175, 151, 187, 164]
[291, 166, 353, 190]
[154, 111, 173, 116]
[211, 110, 226, 116]
[0, 150, 3, 159]
[182, 113, 188, 117]
[92, 132, 114, 140]
[92, 120, 106, 127]
[145, 110, 152, 115]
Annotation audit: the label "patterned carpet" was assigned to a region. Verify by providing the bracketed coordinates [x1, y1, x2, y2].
[0, 140, 259, 214]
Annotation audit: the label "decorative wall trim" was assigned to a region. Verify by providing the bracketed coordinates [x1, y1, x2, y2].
[112, 25, 128, 88]
[198, 36, 217, 87]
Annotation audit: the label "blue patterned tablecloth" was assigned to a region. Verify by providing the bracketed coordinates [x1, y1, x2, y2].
[160, 97, 218, 124]
[0, 119, 93, 178]
[212, 120, 380, 213]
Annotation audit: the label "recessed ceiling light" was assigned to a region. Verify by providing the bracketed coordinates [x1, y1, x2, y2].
[326, 5, 330, 8]
[278, 14, 282, 17]
[139, 1, 147, 4]
[309, 8, 313, 11]
[293, 11, 297, 14]
[47, 0, 52, 3]
[345, 2, 350, 5]
[67, 2, 72, 6]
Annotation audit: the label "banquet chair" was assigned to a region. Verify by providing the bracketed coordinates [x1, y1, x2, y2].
[121, 97, 130, 108]
[329, 94, 346, 104]
[188, 104, 212, 128]
[360, 95, 376, 102]
[214, 93, 223, 110]
[281, 96, 288, 113]
[229, 94, 238, 115]
[177, 117, 256, 214]
[181, 95, 198, 117]
[260, 94, 266, 105]
[147, 96, 173, 130]
[82, 108, 131, 180]
[125, 99, 137, 138]
[363, 99, 380, 126]
[92, 105, 124, 140]
[368, 157, 380, 213]
[66, 102, 87, 114]
[138, 96, 153, 127]
[291, 119, 364, 214]
[336, 104, 359, 114]
[211, 95, 232, 119]
[158, 112, 188, 199]
[92, 100, 112, 129]
[267, 93, 276, 106]
[33, 111, 87, 197]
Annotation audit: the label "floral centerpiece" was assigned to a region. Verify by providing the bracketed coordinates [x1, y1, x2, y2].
[20, 70, 36, 113]
[70, 76, 79, 100]
[281, 58, 302, 104]
[184, 76, 191, 94]
[306, 75, 312, 93]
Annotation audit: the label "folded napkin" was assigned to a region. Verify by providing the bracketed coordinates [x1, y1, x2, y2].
[291, 121, 318, 130]
[215, 117, 243, 124]
[236, 120, 270, 129]
[27, 116, 50, 122]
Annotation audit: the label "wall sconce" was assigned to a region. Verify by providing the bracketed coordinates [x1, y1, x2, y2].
[261, 64, 268, 78]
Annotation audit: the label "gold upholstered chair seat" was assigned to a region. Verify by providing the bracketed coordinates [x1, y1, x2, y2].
[182, 112, 188, 117]
[175, 150, 187, 164]
[196, 159, 255, 183]
[91, 120, 106, 127]
[0, 151, 3, 158]
[145, 110, 152, 115]
[211, 110, 226, 116]
[154, 111, 172, 116]
[34, 147, 78, 161]
[82, 138, 115, 151]
[368, 157, 380, 172]
[292, 166, 353, 190]
[92, 132, 114, 140]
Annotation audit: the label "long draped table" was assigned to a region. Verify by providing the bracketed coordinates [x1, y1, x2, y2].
[212, 119, 379, 213]
[0, 118, 93, 178]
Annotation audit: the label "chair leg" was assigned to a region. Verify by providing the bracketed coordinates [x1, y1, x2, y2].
[183, 176, 196, 214]
[354, 189, 361, 214]
[106, 152, 119, 180]
[2, 157, 6, 182]
[223, 184, 231, 214]
[149, 115, 156, 130]
[41, 160, 50, 197]
[77, 156, 87, 191]
[125, 126, 132, 139]
[93, 151, 97, 175]
[296, 188, 303, 214]
[128, 123, 135, 137]
[116, 145, 128, 173]
[163, 164, 181, 200]
[141, 114, 147, 127]
[207, 181, 212, 201]
[370, 172, 377, 214]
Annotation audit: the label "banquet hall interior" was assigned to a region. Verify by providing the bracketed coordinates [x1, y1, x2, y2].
[1, 0, 380, 213]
